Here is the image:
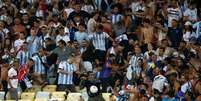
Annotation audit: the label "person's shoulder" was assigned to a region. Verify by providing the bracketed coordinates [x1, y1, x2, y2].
[81, 10, 89, 14]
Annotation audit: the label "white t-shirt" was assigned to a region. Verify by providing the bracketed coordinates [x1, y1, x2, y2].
[56, 34, 70, 45]
[130, 2, 145, 12]
[64, 8, 74, 18]
[87, 18, 97, 34]
[14, 39, 25, 50]
[184, 8, 197, 22]
[8, 67, 18, 88]
[183, 31, 191, 42]
[152, 75, 169, 93]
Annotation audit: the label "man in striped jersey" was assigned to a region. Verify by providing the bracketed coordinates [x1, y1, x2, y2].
[31, 48, 47, 85]
[88, 24, 114, 63]
[167, 0, 182, 27]
[127, 45, 143, 84]
[26, 28, 42, 56]
[57, 57, 77, 92]
[129, 45, 144, 68]
[16, 42, 30, 66]
[109, 5, 124, 25]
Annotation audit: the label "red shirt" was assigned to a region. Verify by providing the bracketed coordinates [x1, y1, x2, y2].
[18, 64, 29, 81]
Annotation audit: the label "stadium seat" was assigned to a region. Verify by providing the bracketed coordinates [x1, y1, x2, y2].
[42, 85, 57, 92]
[102, 93, 111, 101]
[20, 92, 35, 100]
[34, 98, 48, 101]
[27, 86, 41, 92]
[66, 93, 81, 101]
[51, 91, 66, 100]
[80, 92, 88, 101]
[35, 91, 50, 99]
[49, 98, 65, 101]
[0, 91, 5, 100]
[19, 99, 32, 101]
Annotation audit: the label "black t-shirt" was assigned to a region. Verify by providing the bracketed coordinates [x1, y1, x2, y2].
[127, 33, 139, 42]
[68, 11, 90, 21]
[83, 79, 101, 97]
[167, 27, 183, 48]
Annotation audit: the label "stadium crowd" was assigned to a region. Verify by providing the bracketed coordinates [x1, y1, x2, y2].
[0, 0, 201, 101]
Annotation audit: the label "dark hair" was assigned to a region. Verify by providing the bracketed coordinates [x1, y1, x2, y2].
[79, 23, 86, 29]
[91, 11, 101, 18]
[172, 19, 178, 22]
[144, 19, 150, 24]
[58, 40, 66, 45]
[45, 37, 52, 42]
[97, 24, 104, 30]
[28, 58, 34, 62]
[23, 41, 28, 44]
[158, 47, 165, 51]
[161, 39, 168, 43]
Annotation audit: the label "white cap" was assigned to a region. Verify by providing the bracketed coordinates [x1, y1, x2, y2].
[184, 21, 192, 26]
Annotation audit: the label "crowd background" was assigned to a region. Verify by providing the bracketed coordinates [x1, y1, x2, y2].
[0, 0, 201, 101]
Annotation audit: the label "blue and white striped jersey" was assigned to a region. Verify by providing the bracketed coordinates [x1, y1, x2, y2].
[109, 14, 124, 24]
[31, 55, 46, 74]
[58, 61, 77, 85]
[129, 54, 144, 67]
[88, 32, 110, 51]
[26, 36, 41, 55]
[16, 50, 30, 66]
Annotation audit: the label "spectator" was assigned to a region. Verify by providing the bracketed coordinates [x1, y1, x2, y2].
[18, 58, 35, 91]
[56, 26, 70, 45]
[7, 59, 19, 100]
[0, 0, 201, 101]
[14, 32, 25, 51]
[31, 48, 47, 85]
[183, 3, 197, 22]
[141, 19, 155, 44]
[167, 19, 183, 48]
[12, 17, 26, 34]
[57, 56, 77, 92]
[87, 12, 100, 34]
[52, 40, 75, 62]
[16, 42, 30, 66]
[167, 0, 182, 27]
[129, 45, 144, 69]
[26, 28, 41, 55]
[74, 23, 88, 44]
[0, 63, 9, 99]
[109, 5, 124, 25]
[88, 24, 114, 62]
[68, 3, 90, 21]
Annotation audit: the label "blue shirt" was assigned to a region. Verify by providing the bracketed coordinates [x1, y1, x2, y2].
[58, 62, 77, 85]
[26, 36, 41, 55]
[100, 60, 112, 78]
[74, 31, 88, 43]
